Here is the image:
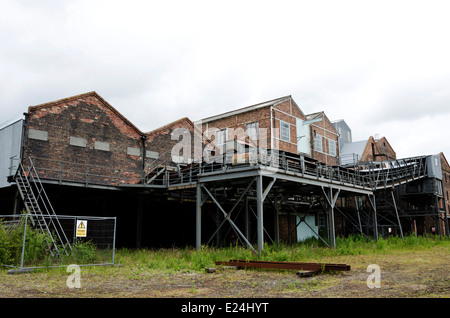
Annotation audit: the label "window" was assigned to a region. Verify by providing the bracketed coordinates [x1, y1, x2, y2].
[314, 133, 323, 152]
[347, 131, 351, 142]
[280, 121, 290, 142]
[246, 121, 259, 141]
[216, 128, 227, 147]
[328, 139, 336, 157]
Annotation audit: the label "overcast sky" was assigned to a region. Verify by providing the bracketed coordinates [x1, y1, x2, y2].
[1, 0, 449, 159]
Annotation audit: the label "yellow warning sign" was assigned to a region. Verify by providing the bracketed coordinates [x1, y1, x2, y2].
[76, 220, 87, 237]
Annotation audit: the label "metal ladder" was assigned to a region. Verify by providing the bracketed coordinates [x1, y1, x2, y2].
[14, 158, 72, 258]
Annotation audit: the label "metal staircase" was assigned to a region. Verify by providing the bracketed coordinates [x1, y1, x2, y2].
[14, 158, 72, 258]
[144, 152, 172, 185]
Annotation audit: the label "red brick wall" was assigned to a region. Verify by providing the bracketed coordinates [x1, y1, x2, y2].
[200, 98, 308, 155]
[272, 100, 306, 154]
[310, 114, 339, 165]
[24, 93, 145, 185]
[201, 107, 272, 149]
[440, 153, 450, 234]
[376, 137, 396, 160]
[146, 117, 209, 164]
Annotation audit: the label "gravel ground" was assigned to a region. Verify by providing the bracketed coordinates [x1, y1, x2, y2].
[1, 247, 448, 299]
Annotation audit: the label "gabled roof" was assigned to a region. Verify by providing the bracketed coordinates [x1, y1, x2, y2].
[376, 136, 396, 158]
[147, 116, 212, 144]
[199, 95, 293, 124]
[306, 111, 339, 134]
[440, 152, 450, 171]
[28, 91, 145, 136]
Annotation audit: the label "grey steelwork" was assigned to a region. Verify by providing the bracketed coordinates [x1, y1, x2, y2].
[321, 187, 340, 248]
[201, 183, 257, 253]
[0, 119, 23, 188]
[391, 189, 404, 240]
[15, 158, 72, 258]
[7, 149, 448, 253]
[256, 175, 264, 253]
[196, 183, 202, 250]
[367, 194, 378, 241]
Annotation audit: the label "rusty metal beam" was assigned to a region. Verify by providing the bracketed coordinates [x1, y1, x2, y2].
[215, 259, 350, 272]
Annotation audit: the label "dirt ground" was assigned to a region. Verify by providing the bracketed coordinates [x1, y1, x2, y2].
[0, 248, 448, 299]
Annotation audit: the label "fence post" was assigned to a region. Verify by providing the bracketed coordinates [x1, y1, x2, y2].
[112, 217, 117, 264]
[20, 214, 28, 269]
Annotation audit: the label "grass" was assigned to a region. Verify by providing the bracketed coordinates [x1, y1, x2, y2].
[0, 234, 448, 298]
[111, 234, 450, 273]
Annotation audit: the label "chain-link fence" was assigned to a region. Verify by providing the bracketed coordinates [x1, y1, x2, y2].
[0, 214, 116, 271]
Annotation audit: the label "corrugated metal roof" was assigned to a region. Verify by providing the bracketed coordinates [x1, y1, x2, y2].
[340, 140, 367, 157]
[0, 116, 23, 131]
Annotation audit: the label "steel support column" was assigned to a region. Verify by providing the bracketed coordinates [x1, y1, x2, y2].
[391, 189, 404, 240]
[368, 194, 378, 241]
[201, 181, 258, 253]
[322, 187, 340, 248]
[355, 196, 363, 234]
[196, 182, 202, 250]
[244, 196, 250, 246]
[256, 175, 264, 253]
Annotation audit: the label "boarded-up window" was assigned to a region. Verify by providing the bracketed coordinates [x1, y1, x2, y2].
[94, 141, 110, 152]
[29, 129, 48, 141]
[70, 136, 87, 148]
[127, 147, 141, 156]
[146, 151, 159, 159]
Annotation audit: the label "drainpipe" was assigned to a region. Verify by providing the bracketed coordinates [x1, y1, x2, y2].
[140, 135, 147, 171]
[20, 112, 29, 166]
[270, 106, 274, 150]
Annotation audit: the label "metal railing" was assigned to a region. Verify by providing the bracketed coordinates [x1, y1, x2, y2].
[16, 152, 430, 192]
[357, 156, 428, 190]
[14, 158, 72, 258]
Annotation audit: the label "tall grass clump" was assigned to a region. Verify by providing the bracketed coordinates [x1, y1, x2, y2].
[0, 215, 51, 267]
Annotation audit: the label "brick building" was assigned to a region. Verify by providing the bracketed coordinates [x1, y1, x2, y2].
[1, 92, 212, 247]
[440, 152, 450, 234]
[338, 135, 396, 166]
[198, 95, 339, 166]
[0, 91, 448, 249]
[23, 91, 147, 185]
[305, 111, 339, 166]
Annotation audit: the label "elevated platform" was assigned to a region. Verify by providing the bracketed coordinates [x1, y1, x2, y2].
[6, 151, 448, 252]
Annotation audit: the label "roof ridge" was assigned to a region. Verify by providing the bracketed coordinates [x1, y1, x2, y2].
[200, 95, 292, 123]
[28, 91, 145, 136]
[147, 116, 193, 134]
